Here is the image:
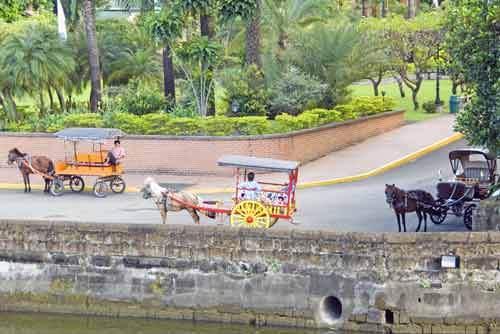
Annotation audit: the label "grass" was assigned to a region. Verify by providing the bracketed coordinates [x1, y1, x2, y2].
[350, 79, 454, 122]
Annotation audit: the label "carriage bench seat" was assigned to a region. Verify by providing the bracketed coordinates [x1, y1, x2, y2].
[69, 152, 110, 167]
[462, 167, 490, 183]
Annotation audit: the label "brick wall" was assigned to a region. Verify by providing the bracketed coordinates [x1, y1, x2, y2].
[0, 111, 404, 175]
[0, 219, 500, 332]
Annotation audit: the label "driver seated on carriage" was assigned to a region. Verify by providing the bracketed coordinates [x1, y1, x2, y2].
[104, 140, 126, 166]
[237, 172, 262, 201]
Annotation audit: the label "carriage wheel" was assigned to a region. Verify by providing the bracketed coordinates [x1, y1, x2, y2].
[110, 177, 126, 194]
[93, 181, 108, 198]
[50, 178, 64, 197]
[463, 205, 475, 230]
[69, 176, 85, 193]
[230, 201, 270, 228]
[430, 199, 447, 224]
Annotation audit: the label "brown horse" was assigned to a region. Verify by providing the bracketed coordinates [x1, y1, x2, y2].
[385, 184, 435, 232]
[7, 148, 54, 193]
[142, 177, 215, 224]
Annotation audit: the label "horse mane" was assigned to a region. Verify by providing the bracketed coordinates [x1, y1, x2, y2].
[10, 148, 26, 156]
[144, 177, 167, 199]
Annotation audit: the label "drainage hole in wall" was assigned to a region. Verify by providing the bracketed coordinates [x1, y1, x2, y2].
[385, 310, 394, 324]
[319, 296, 342, 324]
[418, 297, 422, 303]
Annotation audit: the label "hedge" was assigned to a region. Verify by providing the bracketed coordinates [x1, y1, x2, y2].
[2, 96, 396, 136]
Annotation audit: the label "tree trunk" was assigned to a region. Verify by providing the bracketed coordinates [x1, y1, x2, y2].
[200, 13, 215, 116]
[352, 0, 357, 13]
[245, 0, 262, 68]
[162, 45, 176, 104]
[361, 0, 369, 16]
[4, 89, 17, 121]
[83, 0, 102, 112]
[407, 0, 415, 19]
[55, 87, 65, 113]
[48, 86, 54, 111]
[394, 76, 406, 98]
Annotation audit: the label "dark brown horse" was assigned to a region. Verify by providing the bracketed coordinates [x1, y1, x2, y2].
[7, 148, 54, 193]
[385, 184, 435, 232]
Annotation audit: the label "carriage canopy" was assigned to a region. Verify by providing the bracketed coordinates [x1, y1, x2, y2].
[54, 128, 126, 141]
[217, 155, 299, 172]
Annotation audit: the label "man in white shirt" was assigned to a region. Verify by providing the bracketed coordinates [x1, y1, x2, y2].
[238, 172, 262, 201]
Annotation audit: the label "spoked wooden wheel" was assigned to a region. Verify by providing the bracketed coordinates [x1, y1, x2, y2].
[230, 201, 270, 228]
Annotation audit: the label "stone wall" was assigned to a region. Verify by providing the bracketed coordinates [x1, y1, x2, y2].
[1, 219, 500, 333]
[474, 198, 500, 231]
[0, 111, 404, 175]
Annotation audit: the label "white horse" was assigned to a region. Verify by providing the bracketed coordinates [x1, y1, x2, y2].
[142, 177, 210, 224]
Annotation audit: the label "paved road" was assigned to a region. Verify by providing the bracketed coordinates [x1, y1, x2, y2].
[0, 140, 471, 232]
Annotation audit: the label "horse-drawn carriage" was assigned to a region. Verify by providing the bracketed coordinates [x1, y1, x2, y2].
[49, 128, 127, 198]
[143, 155, 299, 228]
[430, 149, 498, 229]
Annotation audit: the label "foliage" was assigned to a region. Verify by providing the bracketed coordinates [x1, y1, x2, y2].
[219, 0, 257, 21]
[382, 12, 445, 110]
[2, 95, 392, 135]
[112, 80, 173, 115]
[268, 67, 327, 117]
[446, 0, 500, 156]
[175, 36, 223, 116]
[142, 6, 183, 44]
[289, 20, 365, 106]
[0, 0, 24, 22]
[221, 65, 269, 117]
[422, 100, 440, 113]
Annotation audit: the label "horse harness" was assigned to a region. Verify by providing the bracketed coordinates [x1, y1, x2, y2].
[394, 191, 431, 211]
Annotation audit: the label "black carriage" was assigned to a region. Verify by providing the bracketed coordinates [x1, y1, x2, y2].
[430, 149, 498, 229]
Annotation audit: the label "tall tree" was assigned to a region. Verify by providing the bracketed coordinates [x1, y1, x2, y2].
[83, 0, 101, 112]
[407, 0, 415, 18]
[447, 0, 500, 156]
[144, 7, 183, 103]
[179, 0, 216, 115]
[219, 0, 260, 66]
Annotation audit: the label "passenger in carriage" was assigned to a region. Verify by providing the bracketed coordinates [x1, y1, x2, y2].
[104, 140, 126, 166]
[238, 172, 262, 200]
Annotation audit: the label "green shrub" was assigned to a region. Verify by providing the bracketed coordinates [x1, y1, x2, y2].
[302, 108, 344, 125]
[114, 80, 173, 115]
[332, 104, 357, 120]
[348, 96, 396, 117]
[162, 118, 201, 135]
[275, 113, 320, 132]
[268, 67, 327, 117]
[221, 65, 269, 117]
[103, 112, 146, 134]
[422, 100, 441, 113]
[234, 117, 270, 135]
[62, 113, 104, 128]
[201, 117, 237, 136]
[141, 113, 172, 134]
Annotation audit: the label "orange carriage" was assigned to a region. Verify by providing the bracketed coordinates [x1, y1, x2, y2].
[49, 128, 126, 198]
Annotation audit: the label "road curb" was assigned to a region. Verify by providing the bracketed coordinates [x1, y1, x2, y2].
[189, 132, 464, 193]
[0, 133, 463, 194]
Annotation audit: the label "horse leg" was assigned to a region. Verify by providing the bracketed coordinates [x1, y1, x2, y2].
[395, 212, 401, 232]
[187, 208, 200, 225]
[423, 211, 428, 232]
[415, 210, 422, 232]
[43, 178, 48, 192]
[26, 174, 31, 192]
[402, 212, 407, 232]
[155, 202, 167, 224]
[22, 173, 27, 193]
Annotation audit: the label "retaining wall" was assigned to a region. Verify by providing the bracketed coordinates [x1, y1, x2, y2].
[0, 111, 404, 175]
[0, 219, 500, 333]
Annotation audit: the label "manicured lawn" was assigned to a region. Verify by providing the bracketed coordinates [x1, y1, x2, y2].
[350, 79, 454, 122]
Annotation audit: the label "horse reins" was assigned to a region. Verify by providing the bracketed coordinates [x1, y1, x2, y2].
[16, 157, 54, 180]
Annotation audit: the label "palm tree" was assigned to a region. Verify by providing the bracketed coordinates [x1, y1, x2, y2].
[262, 0, 329, 63]
[83, 0, 102, 112]
[0, 23, 75, 114]
[108, 48, 162, 84]
[245, 0, 262, 67]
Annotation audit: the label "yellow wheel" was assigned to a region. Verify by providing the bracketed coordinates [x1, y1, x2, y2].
[230, 201, 270, 228]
